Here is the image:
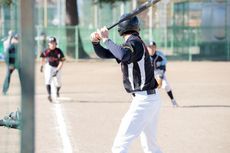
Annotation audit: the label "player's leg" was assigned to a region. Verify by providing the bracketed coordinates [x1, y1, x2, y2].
[162, 75, 178, 107]
[111, 93, 160, 153]
[46, 85, 52, 101]
[55, 70, 62, 97]
[44, 64, 52, 102]
[140, 91, 162, 153]
[2, 67, 15, 94]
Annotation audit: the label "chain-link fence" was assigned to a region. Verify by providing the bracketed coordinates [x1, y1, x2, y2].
[34, 0, 230, 61]
[1, 0, 230, 61]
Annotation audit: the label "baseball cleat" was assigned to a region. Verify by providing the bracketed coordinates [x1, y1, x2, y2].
[48, 95, 52, 102]
[171, 99, 179, 107]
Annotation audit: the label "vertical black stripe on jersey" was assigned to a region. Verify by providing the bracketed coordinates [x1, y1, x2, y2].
[121, 64, 132, 92]
[122, 62, 142, 92]
[133, 62, 141, 90]
[142, 52, 158, 91]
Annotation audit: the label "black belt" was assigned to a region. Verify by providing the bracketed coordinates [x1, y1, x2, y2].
[132, 89, 156, 97]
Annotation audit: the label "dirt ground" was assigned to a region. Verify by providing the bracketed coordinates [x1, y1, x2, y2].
[0, 60, 230, 153]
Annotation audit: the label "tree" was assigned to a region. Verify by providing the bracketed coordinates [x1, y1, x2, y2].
[65, 0, 131, 58]
[65, 0, 88, 58]
[0, 0, 12, 6]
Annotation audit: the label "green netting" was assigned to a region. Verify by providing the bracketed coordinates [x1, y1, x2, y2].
[0, 42, 3, 54]
[1, 0, 229, 61]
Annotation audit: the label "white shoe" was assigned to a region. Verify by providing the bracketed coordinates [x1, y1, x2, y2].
[48, 95, 52, 102]
[171, 99, 179, 107]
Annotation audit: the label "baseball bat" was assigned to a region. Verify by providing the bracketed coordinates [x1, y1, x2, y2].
[107, 0, 161, 30]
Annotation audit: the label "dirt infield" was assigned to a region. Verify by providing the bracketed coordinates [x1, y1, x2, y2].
[0, 60, 230, 153]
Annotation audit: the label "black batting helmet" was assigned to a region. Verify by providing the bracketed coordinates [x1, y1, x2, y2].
[118, 13, 140, 36]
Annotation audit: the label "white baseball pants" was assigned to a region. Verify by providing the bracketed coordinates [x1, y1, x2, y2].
[112, 90, 162, 153]
[161, 74, 171, 92]
[44, 63, 62, 87]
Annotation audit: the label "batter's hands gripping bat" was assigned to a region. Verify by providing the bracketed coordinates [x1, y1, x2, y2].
[107, 0, 161, 30]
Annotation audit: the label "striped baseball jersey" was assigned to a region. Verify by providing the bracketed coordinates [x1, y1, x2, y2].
[92, 33, 158, 93]
[40, 48, 65, 67]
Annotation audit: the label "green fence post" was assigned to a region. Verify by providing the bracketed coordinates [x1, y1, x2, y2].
[226, 0, 230, 61]
[75, 26, 79, 59]
[19, 0, 35, 152]
[189, 27, 192, 61]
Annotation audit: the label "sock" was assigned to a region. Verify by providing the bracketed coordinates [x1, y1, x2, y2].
[57, 87, 61, 94]
[167, 91, 174, 100]
[46, 85, 51, 96]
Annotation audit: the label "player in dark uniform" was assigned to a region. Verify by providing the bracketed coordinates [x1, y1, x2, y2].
[147, 41, 178, 107]
[40, 37, 65, 102]
[90, 14, 163, 153]
[2, 33, 20, 95]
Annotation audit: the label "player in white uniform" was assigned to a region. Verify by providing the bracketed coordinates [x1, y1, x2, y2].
[40, 37, 65, 102]
[147, 41, 178, 107]
[91, 14, 163, 153]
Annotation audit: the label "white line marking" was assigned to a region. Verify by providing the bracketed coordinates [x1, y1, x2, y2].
[54, 104, 73, 153]
[51, 76, 74, 152]
[56, 97, 73, 101]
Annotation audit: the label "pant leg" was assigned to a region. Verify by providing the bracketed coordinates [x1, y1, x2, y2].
[55, 70, 62, 96]
[140, 92, 162, 153]
[55, 69, 62, 87]
[112, 93, 161, 153]
[161, 74, 171, 92]
[44, 64, 52, 85]
[2, 67, 14, 93]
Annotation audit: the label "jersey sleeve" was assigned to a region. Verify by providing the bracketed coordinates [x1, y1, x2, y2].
[104, 39, 131, 61]
[59, 49, 65, 61]
[92, 42, 115, 59]
[126, 39, 145, 63]
[155, 56, 166, 71]
[40, 50, 46, 58]
[156, 51, 167, 66]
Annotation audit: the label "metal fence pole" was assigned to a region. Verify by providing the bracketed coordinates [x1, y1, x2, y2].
[44, 0, 48, 27]
[19, 0, 35, 152]
[75, 26, 79, 59]
[226, 0, 230, 61]
[187, 1, 192, 61]
[149, 5, 153, 42]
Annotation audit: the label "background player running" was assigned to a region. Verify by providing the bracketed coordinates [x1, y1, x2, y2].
[2, 32, 21, 95]
[40, 37, 65, 102]
[147, 41, 179, 107]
